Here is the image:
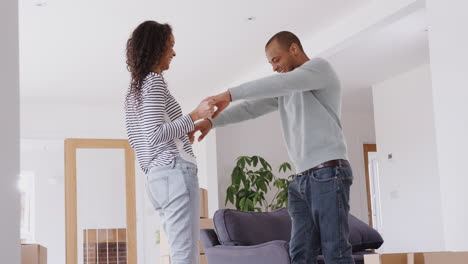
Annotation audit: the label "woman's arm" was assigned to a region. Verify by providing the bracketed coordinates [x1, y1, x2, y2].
[142, 82, 195, 146]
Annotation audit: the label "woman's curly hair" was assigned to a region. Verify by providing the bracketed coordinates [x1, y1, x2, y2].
[125, 21, 172, 102]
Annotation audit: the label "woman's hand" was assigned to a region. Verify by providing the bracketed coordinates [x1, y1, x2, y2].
[190, 97, 216, 121]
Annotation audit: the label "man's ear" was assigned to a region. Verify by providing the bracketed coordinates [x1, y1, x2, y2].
[290, 43, 299, 56]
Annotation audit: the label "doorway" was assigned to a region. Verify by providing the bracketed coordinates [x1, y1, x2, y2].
[363, 144, 382, 232]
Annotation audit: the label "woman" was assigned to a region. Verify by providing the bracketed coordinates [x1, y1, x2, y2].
[125, 21, 214, 264]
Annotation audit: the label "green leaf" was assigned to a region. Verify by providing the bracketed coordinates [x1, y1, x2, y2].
[277, 190, 285, 199]
[237, 158, 246, 169]
[225, 186, 233, 205]
[252, 156, 259, 167]
[246, 198, 254, 211]
[259, 180, 268, 193]
[245, 157, 252, 166]
[238, 189, 248, 199]
[231, 167, 241, 185]
[279, 162, 292, 173]
[266, 171, 273, 181]
[279, 163, 286, 173]
[239, 169, 247, 183]
[242, 179, 250, 190]
[240, 197, 246, 210]
[260, 158, 272, 170]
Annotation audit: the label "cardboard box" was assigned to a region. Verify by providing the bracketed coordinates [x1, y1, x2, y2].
[364, 253, 408, 264]
[200, 254, 208, 264]
[21, 244, 47, 264]
[160, 255, 171, 264]
[414, 252, 468, 264]
[199, 188, 209, 218]
[364, 252, 468, 264]
[200, 218, 214, 229]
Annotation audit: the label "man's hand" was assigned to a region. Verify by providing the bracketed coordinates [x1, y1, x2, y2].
[188, 119, 213, 143]
[212, 90, 232, 118]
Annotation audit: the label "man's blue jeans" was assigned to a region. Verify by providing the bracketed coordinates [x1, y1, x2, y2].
[288, 164, 354, 264]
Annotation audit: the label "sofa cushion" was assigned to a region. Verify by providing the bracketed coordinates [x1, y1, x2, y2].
[213, 208, 291, 246]
[213, 208, 383, 251]
[348, 214, 384, 252]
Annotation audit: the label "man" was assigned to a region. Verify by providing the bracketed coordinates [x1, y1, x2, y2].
[191, 31, 354, 264]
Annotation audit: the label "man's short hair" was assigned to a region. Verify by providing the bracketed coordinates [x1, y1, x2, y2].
[265, 31, 304, 52]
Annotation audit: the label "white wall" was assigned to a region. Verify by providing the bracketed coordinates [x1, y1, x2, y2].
[426, 0, 468, 251]
[20, 100, 127, 139]
[372, 64, 444, 252]
[0, 0, 20, 263]
[341, 110, 376, 224]
[20, 140, 66, 264]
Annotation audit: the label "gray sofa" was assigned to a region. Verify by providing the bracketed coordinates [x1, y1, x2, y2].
[200, 208, 383, 264]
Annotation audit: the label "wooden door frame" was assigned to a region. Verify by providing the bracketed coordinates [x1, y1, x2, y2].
[65, 139, 137, 264]
[363, 143, 377, 228]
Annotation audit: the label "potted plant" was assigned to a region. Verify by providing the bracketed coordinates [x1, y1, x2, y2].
[225, 155, 294, 212]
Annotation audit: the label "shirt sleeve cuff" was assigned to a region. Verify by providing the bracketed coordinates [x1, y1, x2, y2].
[183, 114, 195, 131]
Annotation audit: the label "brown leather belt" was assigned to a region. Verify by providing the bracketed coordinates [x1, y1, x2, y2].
[298, 159, 350, 176]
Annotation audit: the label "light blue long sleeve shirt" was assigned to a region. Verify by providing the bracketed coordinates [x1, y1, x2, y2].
[211, 58, 348, 173]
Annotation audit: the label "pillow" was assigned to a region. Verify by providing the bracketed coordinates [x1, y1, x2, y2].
[213, 208, 291, 246]
[348, 214, 384, 252]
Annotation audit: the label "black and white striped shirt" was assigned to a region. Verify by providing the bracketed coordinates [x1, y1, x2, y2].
[125, 72, 196, 174]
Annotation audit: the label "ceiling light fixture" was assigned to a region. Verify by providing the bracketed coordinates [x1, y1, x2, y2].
[246, 16, 256, 21]
[35, 0, 47, 7]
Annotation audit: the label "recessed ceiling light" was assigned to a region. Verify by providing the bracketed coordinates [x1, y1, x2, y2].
[35, 0, 47, 6]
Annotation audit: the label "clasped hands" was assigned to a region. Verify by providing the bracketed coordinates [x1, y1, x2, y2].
[188, 90, 231, 144]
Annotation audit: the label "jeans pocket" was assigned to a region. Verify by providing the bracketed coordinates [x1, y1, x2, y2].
[147, 176, 169, 208]
[311, 167, 338, 182]
[310, 167, 338, 195]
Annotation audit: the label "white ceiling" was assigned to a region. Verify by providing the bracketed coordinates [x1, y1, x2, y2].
[327, 8, 430, 112]
[19, 0, 428, 115]
[19, 0, 370, 109]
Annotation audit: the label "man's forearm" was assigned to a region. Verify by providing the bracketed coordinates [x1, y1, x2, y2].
[211, 97, 278, 128]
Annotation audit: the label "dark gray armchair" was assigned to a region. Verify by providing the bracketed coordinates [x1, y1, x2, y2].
[200, 208, 383, 264]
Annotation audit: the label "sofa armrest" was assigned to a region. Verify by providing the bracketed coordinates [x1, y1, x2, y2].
[204, 240, 290, 264]
[200, 229, 220, 249]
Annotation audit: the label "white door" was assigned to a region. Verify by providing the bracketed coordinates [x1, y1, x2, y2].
[368, 151, 383, 236]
